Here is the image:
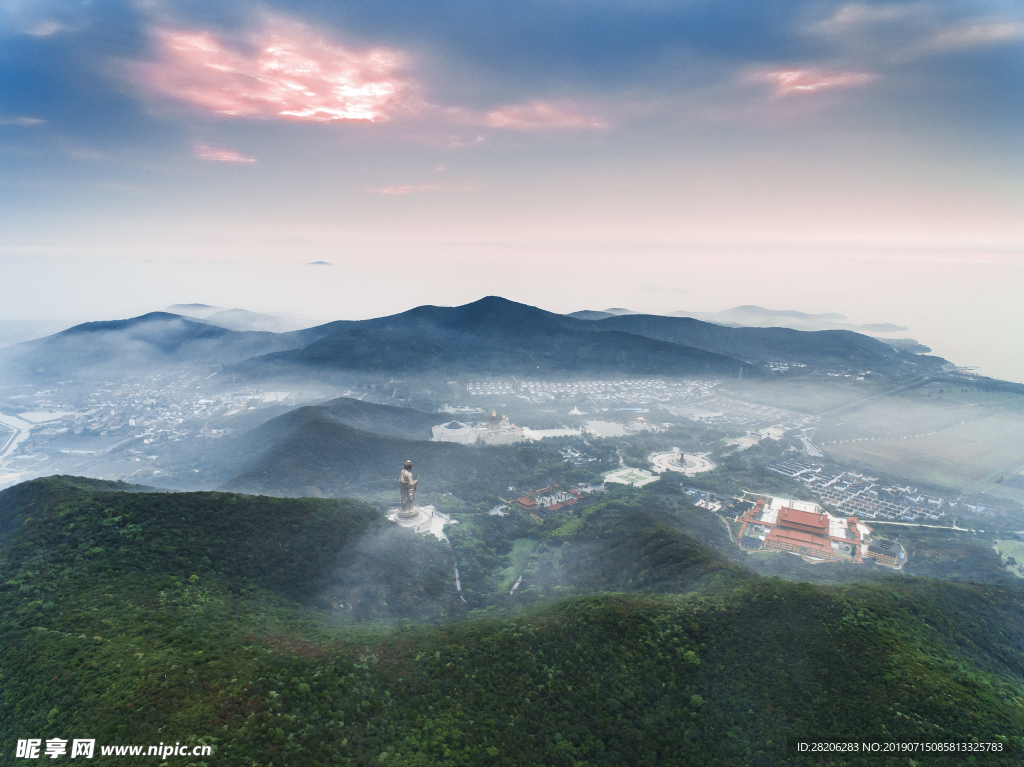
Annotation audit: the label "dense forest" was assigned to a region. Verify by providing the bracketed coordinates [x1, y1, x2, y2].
[2, 477, 1024, 765]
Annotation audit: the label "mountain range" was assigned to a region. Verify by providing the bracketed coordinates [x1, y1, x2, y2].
[0, 297, 945, 384]
[240, 297, 763, 378]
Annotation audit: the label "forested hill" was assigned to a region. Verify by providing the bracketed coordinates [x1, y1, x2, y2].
[0, 313, 301, 380]
[239, 297, 752, 378]
[0, 476, 460, 619]
[3, 476, 1024, 765]
[589, 313, 944, 371]
[237, 296, 941, 379]
[297, 396, 441, 441]
[0, 476, 157, 544]
[221, 407, 608, 501]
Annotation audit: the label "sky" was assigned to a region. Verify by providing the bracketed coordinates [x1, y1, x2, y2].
[0, 0, 1022, 379]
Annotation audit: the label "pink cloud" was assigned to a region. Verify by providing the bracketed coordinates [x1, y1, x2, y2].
[137, 19, 610, 135]
[194, 143, 256, 163]
[482, 101, 606, 131]
[369, 184, 438, 195]
[367, 182, 481, 194]
[141, 20, 407, 122]
[751, 68, 877, 95]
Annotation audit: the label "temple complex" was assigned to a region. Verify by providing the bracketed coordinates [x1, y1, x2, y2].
[738, 495, 904, 568]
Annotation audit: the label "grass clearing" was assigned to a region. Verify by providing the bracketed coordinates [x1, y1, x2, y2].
[993, 539, 1024, 579]
[495, 538, 542, 591]
[511, 537, 539, 572]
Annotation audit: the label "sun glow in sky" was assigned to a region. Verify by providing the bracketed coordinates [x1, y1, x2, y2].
[142, 24, 408, 122]
[0, 0, 1021, 378]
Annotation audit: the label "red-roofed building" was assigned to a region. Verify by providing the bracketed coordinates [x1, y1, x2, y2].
[743, 498, 767, 523]
[776, 506, 829, 535]
[764, 527, 836, 560]
[514, 485, 586, 512]
[737, 495, 879, 565]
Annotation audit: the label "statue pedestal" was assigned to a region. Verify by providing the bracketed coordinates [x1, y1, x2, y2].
[385, 505, 457, 541]
[387, 505, 431, 525]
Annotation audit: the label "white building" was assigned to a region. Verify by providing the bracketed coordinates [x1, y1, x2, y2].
[479, 413, 527, 446]
[431, 421, 478, 445]
[431, 411, 526, 446]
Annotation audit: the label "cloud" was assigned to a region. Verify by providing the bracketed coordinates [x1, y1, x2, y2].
[66, 148, 104, 160]
[367, 182, 480, 194]
[483, 100, 606, 131]
[194, 143, 256, 163]
[368, 184, 439, 195]
[750, 68, 877, 95]
[911, 21, 1024, 55]
[26, 20, 64, 37]
[139, 19, 409, 122]
[810, 5, 1024, 63]
[812, 3, 920, 33]
[134, 16, 613, 135]
[0, 116, 44, 126]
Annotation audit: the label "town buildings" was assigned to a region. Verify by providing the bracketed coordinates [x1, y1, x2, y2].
[771, 456, 946, 522]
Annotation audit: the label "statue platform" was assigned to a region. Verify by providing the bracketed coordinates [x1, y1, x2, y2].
[385, 505, 457, 542]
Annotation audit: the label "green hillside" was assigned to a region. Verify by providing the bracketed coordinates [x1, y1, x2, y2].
[308, 397, 441, 441]
[2, 477, 1024, 766]
[446, 483, 748, 607]
[223, 414, 612, 504]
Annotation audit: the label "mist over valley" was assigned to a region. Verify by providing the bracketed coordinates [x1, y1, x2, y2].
[3, 303, 1024, 765]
